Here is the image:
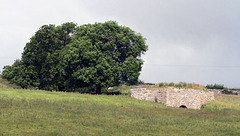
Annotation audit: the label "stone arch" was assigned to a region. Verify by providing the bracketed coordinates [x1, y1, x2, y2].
[179, 105, 187, 108]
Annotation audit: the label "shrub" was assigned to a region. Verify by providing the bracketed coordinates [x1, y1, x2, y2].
[169, 82, 175, 86]
[175, 83, 183, 88]
[181, 82, 187, 88]
[137, 80, 145, 85]
[201, 104, 206, 109]
[206, 84, 224, 89]
[158, 83, 165, 87]
[222, 90, 238, 95]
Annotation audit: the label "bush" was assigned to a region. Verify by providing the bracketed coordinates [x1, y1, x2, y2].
[222, 90, 238, 95]
[175, 83, 183, 88]
[137, 80, 145, 85]
[206, 84, 224, 89]
[169, 82, 175, 86]
[201, 104, 206, 109]
[158, 83, 165, 87]
[181, 82, 187, 88]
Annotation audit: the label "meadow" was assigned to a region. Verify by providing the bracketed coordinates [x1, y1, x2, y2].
[0, 79, 240, 136]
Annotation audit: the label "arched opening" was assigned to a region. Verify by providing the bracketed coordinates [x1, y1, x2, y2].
[179, 105, 187, 109]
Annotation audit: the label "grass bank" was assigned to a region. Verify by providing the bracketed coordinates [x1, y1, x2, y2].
[0, 81, 239, 135]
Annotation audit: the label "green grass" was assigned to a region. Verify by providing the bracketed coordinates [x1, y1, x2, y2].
[0, 78, 21, 89]
[203, 94, 240, 111]
[108, 86, 136, 95]
[155, 82, 208, 91]
[0, 79, 240, 135]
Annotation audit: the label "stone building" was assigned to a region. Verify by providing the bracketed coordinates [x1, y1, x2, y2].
[130, 88, 214, 109]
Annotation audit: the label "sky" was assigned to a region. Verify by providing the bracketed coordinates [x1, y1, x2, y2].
[1, 0, 240, 88]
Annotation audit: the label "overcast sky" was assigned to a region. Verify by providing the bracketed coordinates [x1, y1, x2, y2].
[1, 0, 240, 88]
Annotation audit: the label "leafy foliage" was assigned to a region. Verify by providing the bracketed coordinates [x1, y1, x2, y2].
[2, 21, 148, 93]
[206, 84, 225, 89]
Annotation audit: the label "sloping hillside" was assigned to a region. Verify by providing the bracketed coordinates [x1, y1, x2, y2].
[0, 80, 239, 135]
[0, 78, 21, 89]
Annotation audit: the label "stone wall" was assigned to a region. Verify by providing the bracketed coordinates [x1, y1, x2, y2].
[130, 88, 214, 109]
[130, 88, 167, 103]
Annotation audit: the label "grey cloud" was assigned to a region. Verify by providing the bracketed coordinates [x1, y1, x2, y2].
[0, 0, 240, 87]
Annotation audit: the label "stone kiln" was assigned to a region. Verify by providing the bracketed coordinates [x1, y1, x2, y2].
[130, 88, 214, 109]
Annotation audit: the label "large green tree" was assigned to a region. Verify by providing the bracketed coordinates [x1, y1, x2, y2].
[2, 21, 148, 93]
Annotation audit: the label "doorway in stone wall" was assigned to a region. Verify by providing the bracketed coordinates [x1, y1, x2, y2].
[179, 105, 187, 108]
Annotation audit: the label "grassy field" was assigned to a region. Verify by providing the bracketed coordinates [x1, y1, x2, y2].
[0, 79, 240, 135]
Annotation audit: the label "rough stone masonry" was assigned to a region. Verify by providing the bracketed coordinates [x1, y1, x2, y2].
[130, 88, 214, 109]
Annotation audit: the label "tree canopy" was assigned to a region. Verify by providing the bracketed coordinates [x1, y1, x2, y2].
[2, 21, 148, 93]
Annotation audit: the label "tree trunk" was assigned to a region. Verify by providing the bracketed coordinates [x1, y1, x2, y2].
[96, 85, 102, 94]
